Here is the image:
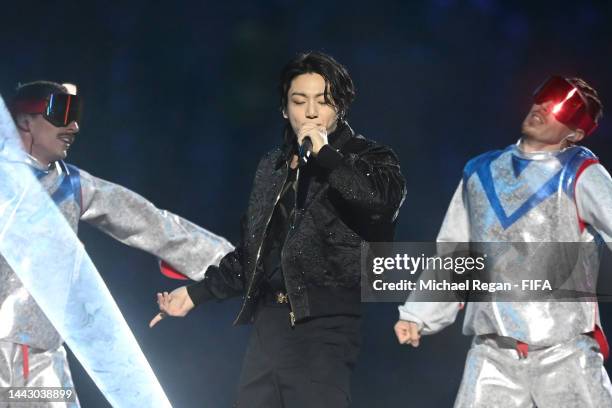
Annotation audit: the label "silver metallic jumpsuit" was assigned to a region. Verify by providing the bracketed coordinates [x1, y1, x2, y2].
[0, 156, 233, 407]
[399, 142, 612, 407]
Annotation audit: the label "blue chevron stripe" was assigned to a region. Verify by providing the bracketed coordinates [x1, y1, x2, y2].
[511, 155, 531, 177]
[50, 173, 74, 206]
[65, 163, 82, 212]
[31, 161, 82, 209]
[465, 146, 596, 230]
[477, 163, 562, 229]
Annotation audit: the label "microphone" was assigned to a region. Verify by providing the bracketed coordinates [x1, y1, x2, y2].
[298, 136, 313, 167]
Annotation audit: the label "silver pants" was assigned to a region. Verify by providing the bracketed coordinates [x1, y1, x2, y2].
[0, 341, 79, 407]
[455, 334, 612, 408]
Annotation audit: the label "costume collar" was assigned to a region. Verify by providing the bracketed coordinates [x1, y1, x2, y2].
[513, 139, 572, 161]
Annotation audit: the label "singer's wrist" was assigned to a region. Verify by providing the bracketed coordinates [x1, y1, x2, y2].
[317, 145, 343, 169]
[312, 140, 328, 155]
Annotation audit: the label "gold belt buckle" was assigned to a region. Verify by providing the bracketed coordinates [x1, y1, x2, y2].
[276, 292, 289, 304]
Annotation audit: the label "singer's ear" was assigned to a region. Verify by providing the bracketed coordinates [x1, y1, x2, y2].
[282, 110, 288, 119]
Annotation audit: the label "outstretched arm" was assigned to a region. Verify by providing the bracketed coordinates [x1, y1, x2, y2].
[78, 168, 234, 280]
[149, 217, 248, 326]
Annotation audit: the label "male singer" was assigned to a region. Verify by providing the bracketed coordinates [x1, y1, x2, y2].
[152, 51, 406, 407]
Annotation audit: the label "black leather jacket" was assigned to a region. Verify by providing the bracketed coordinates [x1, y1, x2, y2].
[187, 122, 406, 324]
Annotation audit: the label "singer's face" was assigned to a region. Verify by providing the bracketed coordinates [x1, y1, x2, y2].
[285, 73, 338, 135]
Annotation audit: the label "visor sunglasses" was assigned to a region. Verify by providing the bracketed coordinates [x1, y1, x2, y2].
[13, 93, 82, 128]
[533, 76, 597, 136]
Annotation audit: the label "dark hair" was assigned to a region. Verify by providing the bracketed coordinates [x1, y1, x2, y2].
[279, 51, 355, 120]
[9, 80, 68, 117]
[568, 77, 603, 123]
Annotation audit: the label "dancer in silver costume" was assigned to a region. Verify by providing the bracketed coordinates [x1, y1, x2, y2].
[395, 76, 612, 407]
[0, 81, 233, 406]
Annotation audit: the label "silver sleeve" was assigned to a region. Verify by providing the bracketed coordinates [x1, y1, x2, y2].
[398, 180, 466, 334]
[437, 179, 471, 243]
[398, 301, 462, 334]
[79, 169, 234, 281]
[576, 163, 612, 249]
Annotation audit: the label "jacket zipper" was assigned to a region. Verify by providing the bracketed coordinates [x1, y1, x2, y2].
[282, 165, 300, 327]
[234, 161, 290, 324]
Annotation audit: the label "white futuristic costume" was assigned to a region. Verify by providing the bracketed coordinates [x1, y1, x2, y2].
[0, 156, 233, 406]
[399, 142, 612, 407]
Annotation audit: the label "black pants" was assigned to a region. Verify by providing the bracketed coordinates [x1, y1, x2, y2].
[234, 302, 361, 408]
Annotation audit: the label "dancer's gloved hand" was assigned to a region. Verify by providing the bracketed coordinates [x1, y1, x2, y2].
[149, 286, 195, 328]
[394, 320, 421, 347]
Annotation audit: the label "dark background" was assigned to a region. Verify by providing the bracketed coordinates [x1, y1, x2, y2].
[2, 1, 612, 406]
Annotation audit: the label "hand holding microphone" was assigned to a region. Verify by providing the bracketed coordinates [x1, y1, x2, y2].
[297, 124, 329, 166]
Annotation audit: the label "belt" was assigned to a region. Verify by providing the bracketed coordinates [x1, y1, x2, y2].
[258, 290, 295, 326]
[478, 334, 546, 359]
[261, 290, 290, 305]
[480, 331, 609, 360]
